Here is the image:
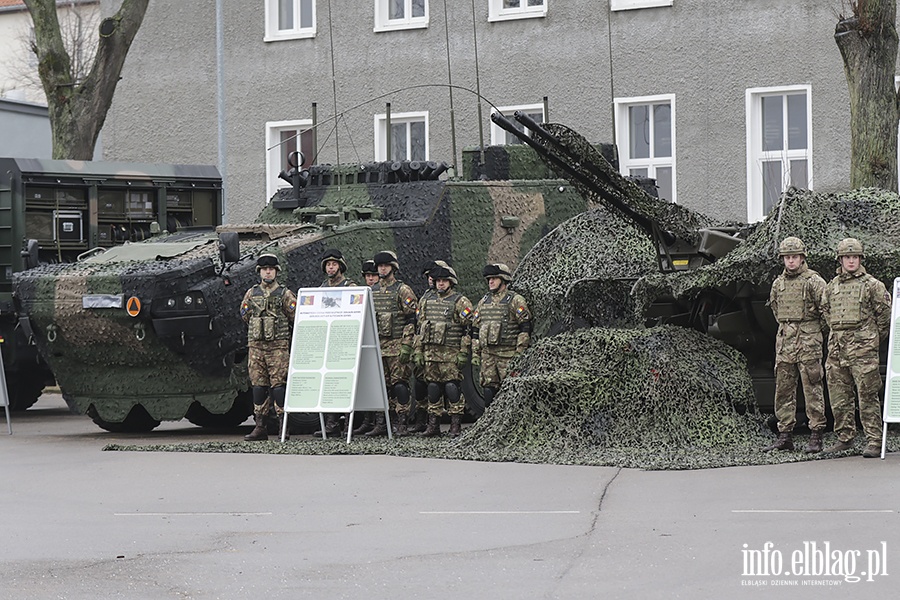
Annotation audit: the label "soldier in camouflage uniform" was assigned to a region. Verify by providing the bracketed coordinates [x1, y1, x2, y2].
[350, 259, 381, 436]
[240, 254, 297, 441]
[471, 263, 532, 410]
[366, 250, 418, 436]
[316, 249, 357, 436]
[414, 264, 474, 437]
[409, 260, 450, 433]
[764, 237, 827, 453]
[821, 238, 892, 458]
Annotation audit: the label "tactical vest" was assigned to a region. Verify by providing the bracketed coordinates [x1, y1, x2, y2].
[373, 281, 406, 339]
[321, 277, 353, 287]
[247, 285, 291, 342]
[828, 275, 868, 330]
[477, 292, 520, 347]
[421, 292, 465, 347]
[774, 274, 810, 323]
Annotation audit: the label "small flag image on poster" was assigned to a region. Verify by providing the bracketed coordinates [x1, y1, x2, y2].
[300, 295, 315, 306]
[350, 294, 364, 305]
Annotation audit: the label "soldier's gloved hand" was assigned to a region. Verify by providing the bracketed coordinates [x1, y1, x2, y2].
[414, 352, 425, 368]
[399, 344, 413, 364]
[471, 353, 481, 367]
[456, 351, 470, 368]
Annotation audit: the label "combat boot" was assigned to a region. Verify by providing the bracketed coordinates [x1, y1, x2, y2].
[862, 443, 882, 458]
[365, 412, 388, 437]
[762, 432, 794, 452]
[448, 414, 462, 438]
[804, 430, 823, 454]
[395, 411, 409, 436]
[276, 412, 290, 441]
[314, 413, 341, 437]
[351, 412, 374, 435]
[244, 414, 268, 441]
[408, 408, 428, 433]
[420, 413, 441, 437]
[824, 439, 854, 453]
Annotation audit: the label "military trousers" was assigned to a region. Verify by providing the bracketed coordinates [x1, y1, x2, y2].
[248, 344, 289, 388]
[773, 359, 826, 433]
[825, 355, 883, 445]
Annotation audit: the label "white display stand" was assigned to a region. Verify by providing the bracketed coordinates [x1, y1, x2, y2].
[282, 286, 390, 442]
[0, 348, 11, 434]
[880, 277, 900, 458]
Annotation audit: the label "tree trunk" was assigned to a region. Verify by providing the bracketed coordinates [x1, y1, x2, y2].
[835, 0, 900, 191]
[24, 0, 149, 160]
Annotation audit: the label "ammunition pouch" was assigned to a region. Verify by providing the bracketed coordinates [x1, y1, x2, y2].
[377, 312, 394, 337]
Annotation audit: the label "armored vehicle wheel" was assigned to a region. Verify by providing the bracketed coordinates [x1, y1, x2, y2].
[461, 364, 485, 419]
[288, 413, 319, 435]
[185, 394, 253, 429]
[88, 405, 161, 433]
[6, 372, 44, 411]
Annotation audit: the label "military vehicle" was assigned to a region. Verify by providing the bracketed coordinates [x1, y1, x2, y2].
[494, 112, 899, 418]
[12, 152, 594, 432]
[0, 159, 222, 411]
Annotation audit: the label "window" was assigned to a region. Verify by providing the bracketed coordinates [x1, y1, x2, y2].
[265, 120, 315, 201]
[374, 112, 429, 161]
[610, 0, 673, 11]
[374, 0, 428, 32]
[614, 95, 676, 203]
[265, 0, 316, 41]
[489, 104, 545, 145]
[488, 0, 547, 22]
[745, 86, 812, 222]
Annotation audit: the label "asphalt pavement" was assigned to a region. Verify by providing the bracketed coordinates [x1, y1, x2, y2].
[1, 393, 898, 599]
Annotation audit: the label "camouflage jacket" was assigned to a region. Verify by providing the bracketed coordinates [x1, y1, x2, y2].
[240, 281, 297, 348]
[472, 288, 533, 358]
[372, 277, 417, 356]
[415, 288, 473, 361]
[768, 263, 826, 363]
[320, 274, 356, 287]
[822, 266, 891, 364]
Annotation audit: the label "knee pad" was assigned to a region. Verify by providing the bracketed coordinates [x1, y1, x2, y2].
[427, 382, 443, 403]
[445, 381, 461, 404]
[269, 386, 286, 408]
[251, 386, 269, 405]
[393, 382, 410, 405]
[414, 378, 428, 402]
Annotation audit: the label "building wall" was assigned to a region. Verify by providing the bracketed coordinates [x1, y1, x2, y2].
[99, 0, 896, 223]
[0, 97, 51, 157]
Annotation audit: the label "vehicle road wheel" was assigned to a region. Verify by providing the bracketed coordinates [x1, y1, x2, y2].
[461, 363, 485, 419]
[185, 392, 253, 429]
[6, 371, 45, 411]
[88, 404, 161, 433]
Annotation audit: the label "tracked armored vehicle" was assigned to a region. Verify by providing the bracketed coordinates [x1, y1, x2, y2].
[13, 155, 593, 432]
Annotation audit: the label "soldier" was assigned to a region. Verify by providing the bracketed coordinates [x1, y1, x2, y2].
[821, 238, 892, 458]
[414, 264, 474, 437]
[240, 253, 297, 441]
[316, 249, 357, 436]
[320, 248, 355, 287]
[764, 237, 827, 453]
[361, 259, 380, 287]
[409, 259, 449, 433]
[350, 259, 382, 436]
[367, 250, 418, 436]
[471, 263, 532, 409]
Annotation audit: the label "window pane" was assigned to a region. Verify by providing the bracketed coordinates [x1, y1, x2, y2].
[628, 105, 650, 159]
[391, 123, 407, 161]
[528, 0, 544, 5]
[300, 0, 313, 28]
[280, 130, 297, 172]
[762, 160, 782, 215]
[300, 130, 314, 167]
[655, 167, 673, 202]
[787, 93, 807, 151]
[412, 0, 425, 18]
[278, 0, 294, 30]
[629, 168, 648, 178]
[390, 0, 404, 20]
[504, 0, 522, 7]
[790, 159, 808, 189]
[410, 121, 426, 161]
[761, 95, 783, 152]
[653, 103, 671, 158]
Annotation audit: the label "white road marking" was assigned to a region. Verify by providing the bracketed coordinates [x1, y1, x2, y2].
[732, 509, 894, 513]
[420, 510, 580, 515]
[114, 512, 273, 516]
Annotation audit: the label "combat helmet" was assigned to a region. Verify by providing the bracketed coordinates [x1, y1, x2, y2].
[361, 259, 378, 275]
[256, 253, 281, 272]
[836, 238, 864, 258]
[483, 263, 513, 282]
[373, 250, 400, 272]
[422, 259, 450, 276]
[778, 237, 807, 257]
[321, 248, 347, 273]
[430, 264, 458, 286]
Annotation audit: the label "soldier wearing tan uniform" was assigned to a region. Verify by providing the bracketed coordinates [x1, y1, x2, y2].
[240, 254, 297, 441]
[414, 265, 474, 437]
[764, 237, 827, 453]
[367, 250, 418, 436]
[471, 264, 532, 410]
[821, 238, 892, 458]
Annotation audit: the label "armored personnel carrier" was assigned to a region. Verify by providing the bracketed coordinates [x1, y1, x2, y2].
[13, 154, 592, 431]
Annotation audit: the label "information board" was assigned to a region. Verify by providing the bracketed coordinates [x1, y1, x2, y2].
[283, 286, 389, 442]
[880, 278, 900, 457]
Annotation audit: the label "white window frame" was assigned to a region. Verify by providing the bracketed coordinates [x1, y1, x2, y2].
[374, 0, 428, 32]
[374, 111, 430, 161]
[745, 85, 813, 223]
[265, 119, 314, 201]
[264, 0, 316, 42]
[488, 0, 547, 23]
[610, 0, 673, 11]
[614, 94, 677, 203]
[489, 104, 545, 145]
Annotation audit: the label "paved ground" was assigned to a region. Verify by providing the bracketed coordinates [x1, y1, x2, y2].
[1, 394, 898, 599]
